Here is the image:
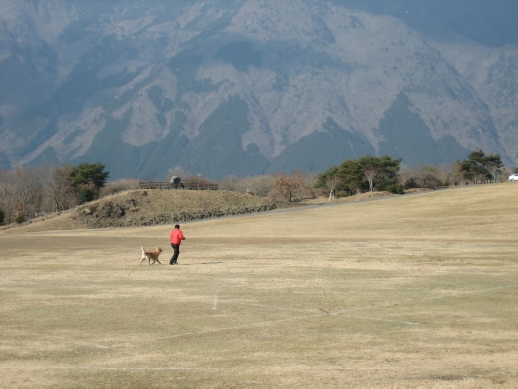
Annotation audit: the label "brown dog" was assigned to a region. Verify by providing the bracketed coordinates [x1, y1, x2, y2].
[140, 246, 163, 265]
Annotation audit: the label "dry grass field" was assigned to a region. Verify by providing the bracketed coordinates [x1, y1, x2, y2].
[1, 183, 517, 388]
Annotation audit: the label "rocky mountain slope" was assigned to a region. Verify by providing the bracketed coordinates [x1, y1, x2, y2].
[0, 0, 516, 179]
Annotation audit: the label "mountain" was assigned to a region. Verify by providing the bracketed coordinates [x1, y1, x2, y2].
[0, 0, 517, 180]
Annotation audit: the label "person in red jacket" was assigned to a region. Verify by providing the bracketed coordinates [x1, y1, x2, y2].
[169, 224, 186, 265]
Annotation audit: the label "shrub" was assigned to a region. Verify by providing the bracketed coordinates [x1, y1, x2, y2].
[15, 213, 26, 224]
[100, 179, 139, 198]
[219, 175, 275, 197]
[378, 182, 404, 194]
[0, 208, 4, 224]
[399, 165, 448, 189]
[402, 177, 418, 189]
[77, 185, 96, 204]
[416, 172, 443, 189]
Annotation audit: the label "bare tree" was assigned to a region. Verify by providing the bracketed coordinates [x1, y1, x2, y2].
[12, 167, 44, 218]
[219, 175, 275, 197]
[165, 166, 190, 182]
[100, 178, 139, 198]
[43, 165, 76, 212]
[362, 165, 378, 192]
[0, 170, 16, 223]
[244, 175, 275, 197]
[449, 161, 463, 186]
[500, 168, 512, 183]
[219, 175, 240, 192]
[398, 166, 417, 189]
[414, 165, 444, 189]
[435, 164, 450, 185]
[326, 176, 342, 201]
[274, 173, 304, 202]
[298, 171, 318, 199]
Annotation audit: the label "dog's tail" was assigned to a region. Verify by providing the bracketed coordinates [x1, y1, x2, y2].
[139, 246, 146, 265]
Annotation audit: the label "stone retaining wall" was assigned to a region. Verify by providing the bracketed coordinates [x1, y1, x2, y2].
[73, 201, 276, 228]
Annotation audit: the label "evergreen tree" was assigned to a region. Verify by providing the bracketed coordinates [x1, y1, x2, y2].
[357, 155, 402, 192]
[70, 162, 110, 204]
[461, 150, 503, 183]
[314, 155, 402, 196]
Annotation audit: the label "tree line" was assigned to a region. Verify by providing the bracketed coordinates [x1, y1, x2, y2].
[314, 155, 403, 199]
[0, 150, 513, 225]
[313, 150, 507, 199]
[0, 162, 108, 224]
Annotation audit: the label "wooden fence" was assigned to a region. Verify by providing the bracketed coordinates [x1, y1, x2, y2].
[138, 181, 218, 190]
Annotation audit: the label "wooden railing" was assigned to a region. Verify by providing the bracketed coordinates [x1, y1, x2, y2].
[138, 181, 218, 190]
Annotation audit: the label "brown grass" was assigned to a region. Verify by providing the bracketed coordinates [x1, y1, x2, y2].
[2, 189, 273, 233]
[0, 183, 517, 387]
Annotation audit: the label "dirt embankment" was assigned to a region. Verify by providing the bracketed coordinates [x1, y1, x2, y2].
[2, 189, 276, 233]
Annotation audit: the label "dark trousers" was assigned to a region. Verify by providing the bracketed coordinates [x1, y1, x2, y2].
[170, 244, 180, 264]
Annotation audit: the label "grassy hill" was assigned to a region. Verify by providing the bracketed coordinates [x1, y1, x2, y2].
[2, 189, 275, 233]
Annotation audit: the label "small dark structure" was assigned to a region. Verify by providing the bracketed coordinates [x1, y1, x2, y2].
[169, 176, 183, 189]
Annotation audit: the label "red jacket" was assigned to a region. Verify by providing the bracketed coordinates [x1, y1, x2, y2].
[170, 228, 185, 245]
